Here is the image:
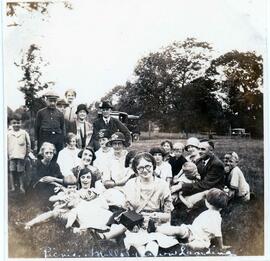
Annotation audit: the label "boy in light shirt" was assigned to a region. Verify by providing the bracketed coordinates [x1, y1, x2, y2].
[225, 152, 250, 201]
[157, 188, 230, 251]
[7, 114, 31, 193]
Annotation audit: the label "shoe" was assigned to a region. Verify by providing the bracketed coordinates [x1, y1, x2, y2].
[147, 219, 156, 233]
[90, 229, 105, 240]
[144, 251, 154, 257]
[250, 192, 256, 200]
[19, 187, 25, 194]
[129, 246, 139, 257]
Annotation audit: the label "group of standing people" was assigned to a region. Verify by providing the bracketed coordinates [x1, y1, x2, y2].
[35, 89, 131, 156]
[7, 88, 251, 257]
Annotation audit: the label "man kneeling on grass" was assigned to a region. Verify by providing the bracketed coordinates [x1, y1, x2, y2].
[156, 188, 231, 251]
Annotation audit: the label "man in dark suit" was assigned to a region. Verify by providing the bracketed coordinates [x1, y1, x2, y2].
[90, 101, 132, 151]
[180, 139, 225, 196]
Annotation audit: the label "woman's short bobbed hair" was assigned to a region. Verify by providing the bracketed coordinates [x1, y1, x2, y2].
[38, 142, 57, 156]
[66, 132, 77, 145]
[132, 152, 156, 174]
[161, 140, 173, 150]
[149, 147, 166, 158]
[77, 146, 96, 164]
[125, 150, 138, 168]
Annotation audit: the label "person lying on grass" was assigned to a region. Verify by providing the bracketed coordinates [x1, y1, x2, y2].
[223, 152, 250, 201]
[24, 175, 80, 229]
[24, 171, 112, 233]
[170, 162, 207, 208]
[156, 188, 231, 251]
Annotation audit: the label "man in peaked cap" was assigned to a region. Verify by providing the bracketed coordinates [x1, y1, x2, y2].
[93, 129, 113, 175]
[89, 101, 132, 151]
[35, 90, 65, 158]
[56, 98, 69, 113]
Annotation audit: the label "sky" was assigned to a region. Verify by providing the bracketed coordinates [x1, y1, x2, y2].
[4, 0, 267, 110]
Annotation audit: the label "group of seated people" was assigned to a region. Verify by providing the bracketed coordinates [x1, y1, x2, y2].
[23, 131, 250, 257]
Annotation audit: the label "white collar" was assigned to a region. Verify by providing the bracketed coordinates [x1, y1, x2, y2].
[103, 117, 111, 122]
[204, 158, 210, 166]
[9, 129, 23, 136]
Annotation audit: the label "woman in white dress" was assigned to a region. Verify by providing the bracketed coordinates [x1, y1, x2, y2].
[98, 152, 179, 257]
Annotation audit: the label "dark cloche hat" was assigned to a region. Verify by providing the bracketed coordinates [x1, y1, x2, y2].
[76, 104, 89, 114]
[149, 147, 166, 157]
[99, 101, 113, 109]
[98, 129, 111, 139]
[107, 132, 126, 146]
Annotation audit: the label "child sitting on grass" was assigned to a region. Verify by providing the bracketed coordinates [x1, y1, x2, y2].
[224, 152, 250, 201]
[24, 175, 80, 229]
[171, 162, 205, 208]
[156, 188, 231, 251]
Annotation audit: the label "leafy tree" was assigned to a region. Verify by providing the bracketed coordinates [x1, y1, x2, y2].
[207, 51, 263, 137]
[6, 1, 73, 26]
[114, 38, 213, 130]
[14, 44, 54, 115]
[162, 38, 213, 88]
[173, 77, 228, 135]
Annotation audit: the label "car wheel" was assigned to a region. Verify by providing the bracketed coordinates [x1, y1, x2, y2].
[132, 133, 140, 142]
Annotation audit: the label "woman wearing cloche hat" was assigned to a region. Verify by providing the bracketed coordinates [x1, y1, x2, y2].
[69, 104, 93, 149]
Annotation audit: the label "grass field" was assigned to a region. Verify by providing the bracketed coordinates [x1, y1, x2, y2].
[8, 137, 264, 258]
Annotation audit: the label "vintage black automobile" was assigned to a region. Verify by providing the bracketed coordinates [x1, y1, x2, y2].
[231, 128, 250, 138]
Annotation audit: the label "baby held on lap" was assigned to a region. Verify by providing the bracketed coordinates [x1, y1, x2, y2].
[171, 162, 207, 208]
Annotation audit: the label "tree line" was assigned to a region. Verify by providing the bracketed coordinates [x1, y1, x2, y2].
[99, 38, 263, 138]
[13, 38, 263, 138]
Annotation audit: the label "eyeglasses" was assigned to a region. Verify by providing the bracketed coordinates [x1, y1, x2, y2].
[80, 175, 91, 179]
[137, 165, 152, 172]
[112, 142, 123, 146]
[199, 147, 206, 151]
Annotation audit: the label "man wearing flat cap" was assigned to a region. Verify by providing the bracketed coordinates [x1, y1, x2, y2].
[90, 101, 132, 151]
[35, 90, 65, 158]
[56, 98, 69, 113]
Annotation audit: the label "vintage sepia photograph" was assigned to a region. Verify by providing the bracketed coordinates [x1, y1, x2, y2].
[3, 0, 269, 259]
